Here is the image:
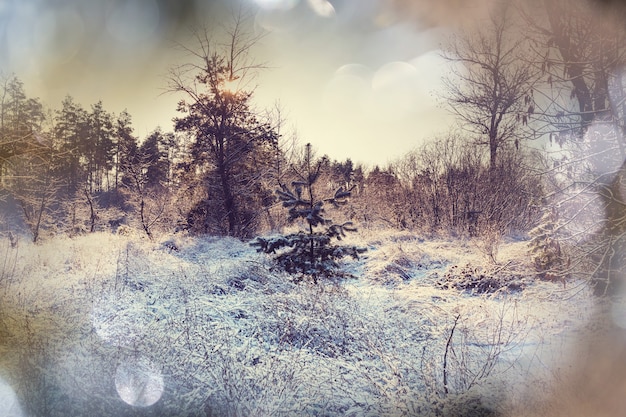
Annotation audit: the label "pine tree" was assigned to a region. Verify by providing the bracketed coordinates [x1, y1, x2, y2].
[251, 143, 365, 283]
[139, 129, 171, 189]
[168, 16, 278, 238]
[54, 95, 90, 196]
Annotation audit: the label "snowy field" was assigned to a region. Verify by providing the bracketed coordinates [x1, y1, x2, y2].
[0, 230, 604, 416]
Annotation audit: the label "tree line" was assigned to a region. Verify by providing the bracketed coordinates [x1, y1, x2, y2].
[0, 72, 538, 241]
[1, 0, 625, 294]
[0, 79, 178, 241]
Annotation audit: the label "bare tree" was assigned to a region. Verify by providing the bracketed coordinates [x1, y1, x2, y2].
[529, 0, 626, 150]
[9, 138, 61, 242]
[522, 0, 626, 295]
[443, 6, 537, 171]
[0, 75, 46, 191]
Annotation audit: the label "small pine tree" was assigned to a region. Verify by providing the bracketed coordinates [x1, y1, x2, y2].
[251, 144, 366, 283]
[528, 206, 568, 281]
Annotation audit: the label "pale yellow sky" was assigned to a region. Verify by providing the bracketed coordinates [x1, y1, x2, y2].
[0, 0, 490, 165]
[252, 12, 455, 165]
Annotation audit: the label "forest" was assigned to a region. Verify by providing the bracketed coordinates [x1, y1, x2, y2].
[1, 0, 626, 416]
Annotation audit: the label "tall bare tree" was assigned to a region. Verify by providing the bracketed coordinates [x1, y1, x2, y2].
[443, 6, 537, 170]
[523, 0, 626, 294]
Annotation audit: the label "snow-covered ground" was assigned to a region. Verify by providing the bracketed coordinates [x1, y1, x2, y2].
[0, 230, 605, 416]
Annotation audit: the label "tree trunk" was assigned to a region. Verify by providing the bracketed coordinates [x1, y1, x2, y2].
[31, 194, 46, 243]
[544, 0, 594, 128]
[489, 137, 498, 171]
[84, 189, 97, 233]
[140, 198, 153, 239]
[219, 164, 237, 237]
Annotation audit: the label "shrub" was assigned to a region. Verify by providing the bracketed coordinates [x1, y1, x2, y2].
[528, 206, 569, 281]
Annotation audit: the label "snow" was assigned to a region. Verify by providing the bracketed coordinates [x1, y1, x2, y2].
[0, 230, 602, 416]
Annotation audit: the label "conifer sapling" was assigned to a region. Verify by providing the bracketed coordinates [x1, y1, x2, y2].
[251, 144, 366, 283]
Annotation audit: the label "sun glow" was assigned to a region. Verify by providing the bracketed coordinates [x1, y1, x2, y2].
[223, 77, 240, 94]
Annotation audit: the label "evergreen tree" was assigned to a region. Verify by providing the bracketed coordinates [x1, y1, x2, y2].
[0, 76, 46, 187]
[1, 76, 45, 139]
[139, 129, 170, 189]
[0, 77, 57, 241]
[169, 17, 278, 238]
[113, 109, 138, 190]
[252, 143, 365, 283]
[54, 95, 89, 196]
[331, 158, 354, 187]
[86, 101, 114, 193]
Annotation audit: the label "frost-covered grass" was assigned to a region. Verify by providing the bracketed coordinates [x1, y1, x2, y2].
[0, 230, 600, 416]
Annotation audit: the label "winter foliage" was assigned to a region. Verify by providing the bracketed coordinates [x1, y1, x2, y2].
[0, 231, 597, 417]
[2, 3, 626, 416]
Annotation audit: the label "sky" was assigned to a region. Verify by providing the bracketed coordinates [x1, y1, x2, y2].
[0, 0, 502, 166]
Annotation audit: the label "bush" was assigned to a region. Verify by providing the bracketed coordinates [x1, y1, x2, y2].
[528, 207, 569, 281]
[437, 264, 526, 294]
